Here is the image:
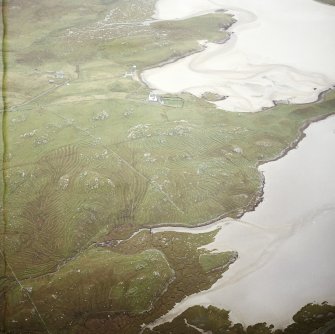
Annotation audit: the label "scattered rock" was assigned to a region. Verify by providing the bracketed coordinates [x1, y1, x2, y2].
[58, 175, 70, 190]
[93, 110, 110, 121]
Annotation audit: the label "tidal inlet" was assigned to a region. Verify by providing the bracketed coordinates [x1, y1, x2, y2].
[0, 0, 335, 333]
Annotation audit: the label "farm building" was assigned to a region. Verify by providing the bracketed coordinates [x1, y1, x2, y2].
[148, 91, 161, 103]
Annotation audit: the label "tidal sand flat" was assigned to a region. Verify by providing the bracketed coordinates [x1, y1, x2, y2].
[2, 0, 335, 332]
[143, 0, 335, 112]
[147, 115, 335, 329]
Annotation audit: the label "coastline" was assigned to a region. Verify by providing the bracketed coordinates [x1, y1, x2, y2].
[139, 32, 233, 86]
[136, 3, 335, 231]
[135, 109, 335, 234]
[139, 13, 236, 86]
[261, 86, 335, 113]
[137, 44, 335, 233]
[144, 112, 335, 329]
[142, 0, 335, 113]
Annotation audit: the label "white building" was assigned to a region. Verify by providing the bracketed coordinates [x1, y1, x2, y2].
[148, 91, 160, 103]
[124, 65, 137, 78]
[55, 71, 64, 79]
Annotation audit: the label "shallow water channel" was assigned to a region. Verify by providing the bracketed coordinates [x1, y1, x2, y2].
[142, 0, 335, 112]
[141, 0, 335, 328]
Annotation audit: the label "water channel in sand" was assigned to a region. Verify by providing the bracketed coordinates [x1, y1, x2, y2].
[146, 115, 335, 329]
[142, 0, 335, 112]
[140, 0, 335, 328]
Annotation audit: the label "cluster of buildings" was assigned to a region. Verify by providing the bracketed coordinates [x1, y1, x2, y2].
[48, 70, 65, 84]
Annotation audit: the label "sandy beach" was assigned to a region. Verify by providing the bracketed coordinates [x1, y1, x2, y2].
[142, 0, 335, 112]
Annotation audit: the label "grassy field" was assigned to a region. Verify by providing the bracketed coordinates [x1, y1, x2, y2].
[2, 228, 238, 333]
[4, 248, 174, 331]
[1, 0, 335, 332]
